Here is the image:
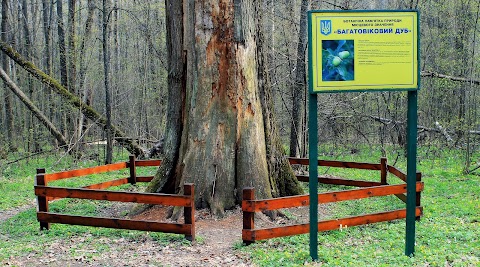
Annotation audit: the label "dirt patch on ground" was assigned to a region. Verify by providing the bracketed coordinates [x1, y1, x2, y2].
[0, 201, 35, 223]
[4, 202, 324, 266]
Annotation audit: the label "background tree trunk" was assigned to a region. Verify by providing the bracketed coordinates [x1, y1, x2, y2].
[56, 0, 68, 88]
[103, 0, 113, 164]
[289, 0, 309, 158]
[20, 0, 40, 153]
[67, 0, 76, 94]
[41, 0, 55, 125]
[144, 0, 185, 195]
[76, 0, 96, 145]
[1, 0, 15, 151]
[56, 0, 70, 141]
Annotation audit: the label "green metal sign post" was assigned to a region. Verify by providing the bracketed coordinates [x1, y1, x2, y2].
[308, 93, 319, 260]
[405, 90, 418, 256]
[307, 10, 420, 260]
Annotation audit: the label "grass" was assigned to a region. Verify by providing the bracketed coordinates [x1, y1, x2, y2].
[242, 145, 480, 266]
[1, 145, 479, 266]
[0, 151, 188, 263]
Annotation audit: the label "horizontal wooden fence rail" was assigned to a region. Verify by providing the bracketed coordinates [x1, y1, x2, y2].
[242, 183, 424, 212]
[288, 158, 382, 170]
[34, 156, 194, 241]
[37, 212, 192, 235]
[135, 159, 162, 166]
[243, 207, 423, 241]
[288, 157, 422, 206]
[82, 178, 131, 190]
[44, 162, 128, 182]
[35, 186, 192, 206]
[243, 157, 424, 243]
[295, 175, 382, 187]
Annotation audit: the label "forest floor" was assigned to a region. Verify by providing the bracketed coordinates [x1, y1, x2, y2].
[2, 202, 315, 267]
[3, 147, 478, 266]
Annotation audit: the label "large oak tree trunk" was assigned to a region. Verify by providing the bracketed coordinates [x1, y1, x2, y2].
[147, 0, 303, 216]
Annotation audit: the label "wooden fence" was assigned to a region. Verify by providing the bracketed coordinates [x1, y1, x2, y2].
[242, 157, 423, 243]
[34, 156, 195, 241]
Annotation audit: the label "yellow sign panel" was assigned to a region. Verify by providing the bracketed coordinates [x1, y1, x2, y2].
[309, 11, 419, 92]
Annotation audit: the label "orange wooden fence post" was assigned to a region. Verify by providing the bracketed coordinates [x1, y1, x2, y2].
[184, 183, 195, 241]
[242, 187, 255, 245]
[381, 157, 388, 185]
[416, 172, 422, 221]
[129, 155, 137, 185]
[36, 168, 50, 230]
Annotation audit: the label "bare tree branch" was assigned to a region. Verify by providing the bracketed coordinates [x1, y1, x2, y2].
[0, 67, 70, 152]
[421, 70, 480, 85]
[0, 40, 146, 157]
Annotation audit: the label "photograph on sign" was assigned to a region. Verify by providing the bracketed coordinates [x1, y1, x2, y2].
[322, 40, 354, 81]
[309, 11, 419, 92]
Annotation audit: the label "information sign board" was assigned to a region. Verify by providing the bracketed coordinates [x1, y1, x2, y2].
[309, 11, 419, 92]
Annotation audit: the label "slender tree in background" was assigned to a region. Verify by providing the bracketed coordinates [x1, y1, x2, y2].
[1, 0, 15, 151]
[76, 0, 96, 143]
[146, 0, 303, 216]
[56, 0, 70, 141]
[20, 0, 40, 152]
[41, 0, 55, 123]
[42, 0, 52, 76]
[67, 0, 76, 94]
[103, 0, 113, 164]
[289, 0, 309, 158]
[56, 0, 68, 89]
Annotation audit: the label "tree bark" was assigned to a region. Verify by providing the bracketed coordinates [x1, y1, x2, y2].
[144, 0, 185, 196]
[102, 0, 113, 164]
[255, 0, 304, 199]
[56, 0, 68, 88]
[0, 40, 145, 157]
[42, 0, 52, 75]
[76, 0, 96, 142]
[67, 0, 76, 94]
[1, 0, 15, 151]
[146, 0, 303, 216]
[56, 0, 71, 140]
[21, 0, 40, 152]
[289, 0, 309, 158]
[41, 0, 56, 126]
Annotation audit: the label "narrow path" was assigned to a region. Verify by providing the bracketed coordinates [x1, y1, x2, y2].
[131, 206, 253, 266]
[0, 201, 35, 223]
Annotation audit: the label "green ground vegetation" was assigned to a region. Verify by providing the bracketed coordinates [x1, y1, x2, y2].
[0, 146, 478, 266]
[244, 145, 479, 266]
[0, 152, 184, 262]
